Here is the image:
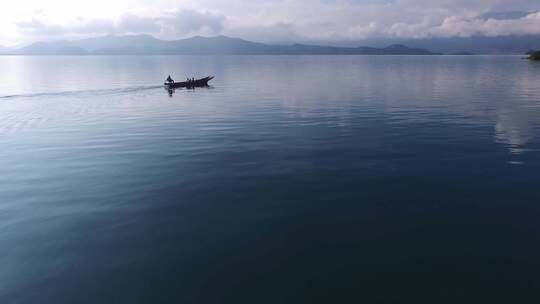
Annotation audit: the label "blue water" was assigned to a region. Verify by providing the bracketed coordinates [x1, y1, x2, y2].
[1, 55, 540, 303]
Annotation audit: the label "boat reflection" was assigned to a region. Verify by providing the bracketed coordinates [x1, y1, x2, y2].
[165, 85, 213, 97]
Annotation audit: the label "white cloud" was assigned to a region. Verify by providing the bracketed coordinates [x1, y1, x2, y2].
[2, 0, 540, 45]
[13, 9, 226, 42]
[386, 11, 540, 38]
[161, 10, 225, 36]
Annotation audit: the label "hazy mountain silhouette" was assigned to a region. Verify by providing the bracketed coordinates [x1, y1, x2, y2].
[5, 35, 438, 55]
[11, 42, 89, 55]
[391, 35, 540, 55]
[330, 35, 540, 54]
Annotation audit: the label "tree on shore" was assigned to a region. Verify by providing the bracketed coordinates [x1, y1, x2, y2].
[528, 50, 540, 61]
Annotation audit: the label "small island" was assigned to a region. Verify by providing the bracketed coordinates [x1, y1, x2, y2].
[528, 50, 540, 61]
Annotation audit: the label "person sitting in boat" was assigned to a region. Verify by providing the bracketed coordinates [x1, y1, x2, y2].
[166, 75, 174, 83]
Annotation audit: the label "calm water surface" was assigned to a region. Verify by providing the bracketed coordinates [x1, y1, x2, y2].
[1, 55, 540, 303]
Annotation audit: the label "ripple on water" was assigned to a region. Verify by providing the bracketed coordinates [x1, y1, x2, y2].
[1, 55, 540, 303]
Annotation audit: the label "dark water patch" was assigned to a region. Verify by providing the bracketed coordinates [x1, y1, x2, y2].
[1, 55, 540, 303]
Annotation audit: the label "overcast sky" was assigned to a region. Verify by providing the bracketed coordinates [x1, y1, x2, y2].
[1, 0, 540, 46]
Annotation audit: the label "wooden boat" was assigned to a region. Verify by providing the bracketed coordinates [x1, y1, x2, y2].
[529, 51, 540, 61]
[164, 76, 214, 88]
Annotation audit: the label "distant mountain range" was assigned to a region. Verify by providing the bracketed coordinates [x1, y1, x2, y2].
[354, 35, 540, 55]
[1, 35, 438, 55]
[3, 34, 538, 55]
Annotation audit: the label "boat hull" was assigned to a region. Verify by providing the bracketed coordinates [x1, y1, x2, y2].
[165, 76, 214, 88]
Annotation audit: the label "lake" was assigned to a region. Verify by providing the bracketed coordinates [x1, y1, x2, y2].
[1, 55, 540, 303]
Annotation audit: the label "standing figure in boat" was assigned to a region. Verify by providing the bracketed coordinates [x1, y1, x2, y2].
[166, 75, 174, 84]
